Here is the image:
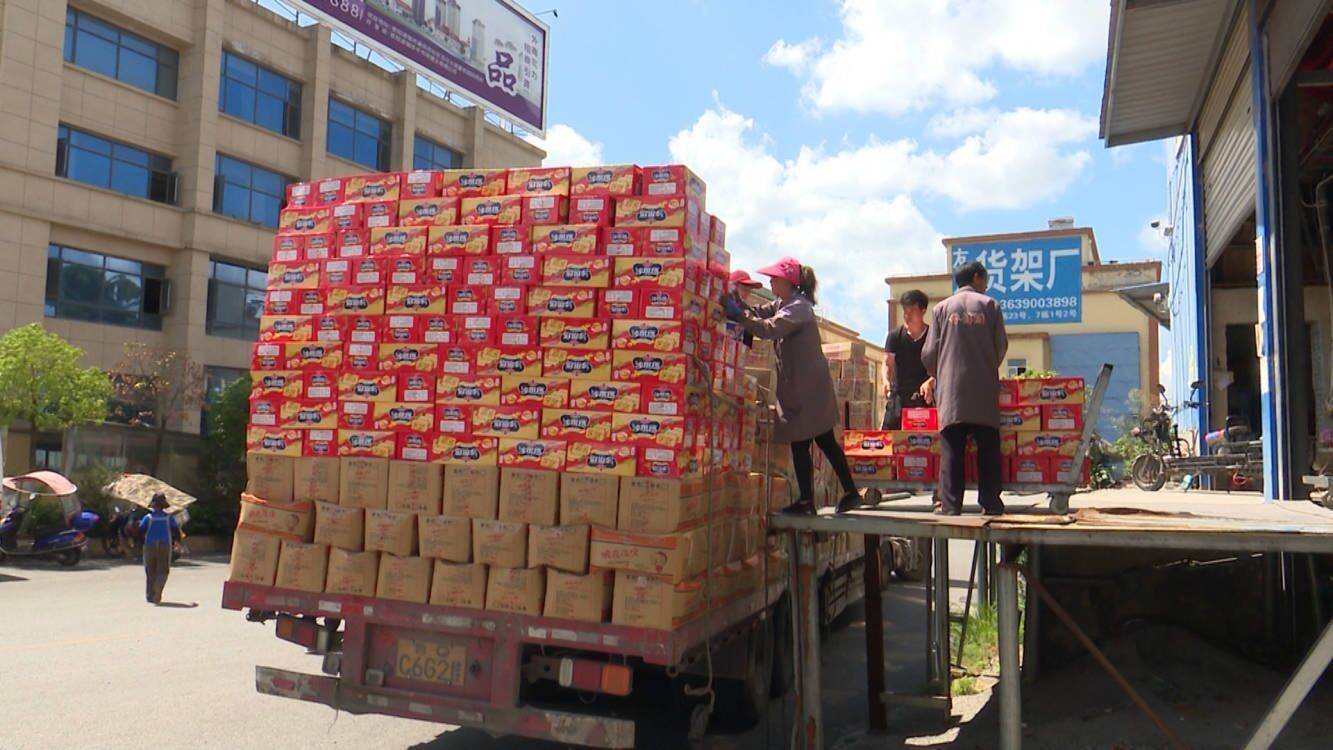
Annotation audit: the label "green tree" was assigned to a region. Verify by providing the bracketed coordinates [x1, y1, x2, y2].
[0, 324, 110, 472]
[197, 374, 250, 533]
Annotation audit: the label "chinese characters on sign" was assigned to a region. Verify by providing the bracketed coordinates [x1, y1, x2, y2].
[949, 236, 1083, 324]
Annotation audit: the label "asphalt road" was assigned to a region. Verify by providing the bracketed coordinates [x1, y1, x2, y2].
[3, 547, 975, 750]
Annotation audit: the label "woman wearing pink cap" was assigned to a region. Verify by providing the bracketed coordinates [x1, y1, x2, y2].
[729, 257, 861, 515]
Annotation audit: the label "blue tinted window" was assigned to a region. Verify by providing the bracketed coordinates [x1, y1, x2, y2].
[64, 8, 178, 99]
[212, 154, 291, 229]
[414, 135, 461, 171]
[218, 50, 301, 139]
[206, 259, 266, 340]
[328, 99, 391, 171]
[57, 124, 175, 204]
[46, 244, 165, 330]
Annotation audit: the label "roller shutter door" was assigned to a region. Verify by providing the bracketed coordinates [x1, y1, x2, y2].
[1198, 8, 1257, 266]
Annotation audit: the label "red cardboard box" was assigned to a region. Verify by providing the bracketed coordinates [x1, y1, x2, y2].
[285, 181, 316, 208]
[641, 227, 689, 258]
[501, 376, 571, 409]
[1015, 377, 1085, 405]
[611, 351, 689, 384]
[330, 203, 363, 232]
[370, 226, 428, 257]
[637, 447, 692, 479]
[338, 372, 397, 402]
[1050, 456, 1091, 486]
[419, 316, 454, 344]
[490, 225, 529, 255]
[304, 429, 337, 458]
[571, 165, 639, 197]
[396, 430, 441, 462]
[462, 255, 501, 286]
[600, 226, 640, 257]
[343, 173, 402, 203]
[613, 258, 686, 289]
[844, 430, 892, 456]
[545, 348, 613, 380]
[304, 370, 337, 400]
[542, 409, 614, 442]
[896, 454, 937, 483]
[612, 414, 686, 450]
[425, 255, 460, 284]
[613, 195, 695, 229]
[1015, 432, 1082, 458]
[449, 286, 488, 316]
[501, 254, 539, 285]
[386, 256, 424, 285]
[1012, 455, 1046, 484]
[541, 254, 611, 288]
[439, 344, 476, 376]
[266, 289, 325, 317]
[377, 342, 439, 373]
[428, 224, 491, 255]
[315, 177, 345, 205]
[278, 399, 338, 430]
[266, 261, 321, 290]
[398, 197, 459, 227]
[532, 224, 599, 255]
[642, 381, 686, 416]
[382, 315, 419, 344]
[339, 400, 373, 430]
[499, 438, 568, 471]
[436, 375, 502, 405]
[523, 194, 568, 226]
[440, 168, 506, 198]
[639, 164, 706, 202]
[312, 315, 345, 342]
[611, 320, 684, 352]
[371, 401, 436, 433]
[282, 342, 343, 371]
[489, 285, 527, 317]
[338, 429, 396, 458]
[566, 442, 636, 476]
[1000, 406, 1043, 433]
[901, 407, 938, 431]
[252, 370, 302, 399]
[435, 403, 471, 434]
[893, 431, 941, 456]
[539, 317, 612, 350]
[1042, 404, 1084, 432]
[568, 380, 640, 413]
[335, 229, 368, 259]
[248, 394, 280, 427]
[326, 286, 386, 316]
[402, 169, 440, 199]
[849, 454, 896, 481]
[247, 427, 304, 457]
[528, 287, 598, 318]
[708, 243, 730, 276]
[460, 195, 523, 225]
[432, 435, 499, 465]
[272, 234, 304, 263]
[363, 200, 397, 229]
[343, 342, 378, 372]
[397, 372, 436, 403]
[641, 288, 686, 320]
[303, 232, 335, 260]
[278, 206, 332, 235]
[386, 286, 449, 316]
[508, 166, 571, 196]
[323, 258, 373, 288]
[257, 315, 312, 343]
[601, 289, 637, 318]
[475, 346, 544, 377]
[495, 315, 539, 347]
[472, 405, 542, 439]
[570, 195, 612, 225]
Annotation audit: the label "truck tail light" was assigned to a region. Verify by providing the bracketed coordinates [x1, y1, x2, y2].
[556, 658, 633, 697]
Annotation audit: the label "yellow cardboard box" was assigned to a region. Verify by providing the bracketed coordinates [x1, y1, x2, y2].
[559, 473, 619, 528]
[544, 569, 612, 623]
[246, 453, 294, 503]
[238, 493, 314, 542]
[364, 508, 417, 557]
[498, 468, 560, 525]
[375, 553, 432, 603]
[589, 526, 707, 583]
[275, 540, 328, 593]
[611, 570, 703, 630]
[472, 519, 527, 567]
[616, 476, 704, 534]
[387, 460, 443, 515]
[313, 501, 364, 551]
[429, 561, 488, 609]
[324, 548, 379, 596]
[339, 457, 389, 509]
[442, 465, 499, 519]
[527, 523, 589, 574]
[228, 529, 281, 586]
[486, 566, 545, 615]
[418, 514, 471, 562]
[293, 456, 340, 504]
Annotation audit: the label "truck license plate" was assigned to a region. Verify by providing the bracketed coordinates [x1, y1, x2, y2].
[394, 638, 467, 686]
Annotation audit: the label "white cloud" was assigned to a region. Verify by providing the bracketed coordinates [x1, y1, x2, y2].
[524, 124, 604, 167]
[769, 0, 1108, 116]
[1138, 215, 1171, 255]
[927, 108, 1000, 138]
[763, 38, 822, 72]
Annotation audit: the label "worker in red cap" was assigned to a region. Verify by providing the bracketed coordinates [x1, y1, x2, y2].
[726, 270, 764, 348]
[728, 256, 862, 515]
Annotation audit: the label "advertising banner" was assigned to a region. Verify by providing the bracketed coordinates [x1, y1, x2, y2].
[293, 0, 548, 134]
[948, 235, 1083, 324]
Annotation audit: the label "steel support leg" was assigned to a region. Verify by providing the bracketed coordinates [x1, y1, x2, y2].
[931, 537, 951, 693]
[1243, 614, 1333, 750]
[1023, 546, 1041, 685]
[978, 542, 992, 607]
[997, 562, 1022, 750]
[792, 531, 822, 750]
[863, 534, 887, 732]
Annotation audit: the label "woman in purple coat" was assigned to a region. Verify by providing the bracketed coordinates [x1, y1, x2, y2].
[731, 256, 860, 515]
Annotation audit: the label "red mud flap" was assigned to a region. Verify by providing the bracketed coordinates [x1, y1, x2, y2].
[255, 666, 635, 749]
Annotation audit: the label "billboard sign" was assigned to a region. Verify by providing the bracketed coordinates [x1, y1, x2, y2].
[293, 0, 548, 135]
[948, 235, 1083, 324]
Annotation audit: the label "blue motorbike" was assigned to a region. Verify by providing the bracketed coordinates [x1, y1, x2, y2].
[0, 471, 99, 567]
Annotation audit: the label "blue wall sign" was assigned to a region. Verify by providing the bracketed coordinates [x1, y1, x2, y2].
[948, 235, 1084, 324]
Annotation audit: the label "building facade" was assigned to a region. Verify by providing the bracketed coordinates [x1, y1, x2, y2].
[885, 227, 1162, 440]
[0, 0, 543, 473]
[1102, 0, 1333, 499]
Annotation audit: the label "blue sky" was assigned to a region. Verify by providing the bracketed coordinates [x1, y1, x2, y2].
[529, 0, 1173, 342]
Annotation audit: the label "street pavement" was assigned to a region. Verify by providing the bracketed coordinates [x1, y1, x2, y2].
[3, 546, 978, 750]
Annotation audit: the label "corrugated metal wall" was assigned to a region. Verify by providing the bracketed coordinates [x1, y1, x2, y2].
[1051, 333, 1142, 440]
[1199, 5, 1257, 265]
[1166, 136, 1209, 450]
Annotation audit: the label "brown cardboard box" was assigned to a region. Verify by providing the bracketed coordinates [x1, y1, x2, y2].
[313, 501, 364, 551]
[616, 477, 704, 534]
[275, 540, 329, 593]
[544, 569, 612, 623]
[237, 493, 314, 542]
[442, 465, 499, 519]
[228, 529, 281, 585]
[766, 475, 793, 513]
[589, 526, 707, 583]
[559, 473, 619, 528]
[247, 453, 295, 503]
[294, 456, 340, 504]
[527, 524, 589, 573]
[375, 553, 432, 603]
[429, 561, 487, 609]
[325, 548, 379, 595]
[387, 460, 443, 515]
[498, 468, 560, 525]
[486, 566, 545, 615]
[611, 570, 703, 629]
[472, 519, 527, 567]
[364, 509, 417, 556]
[419, 514, 471, 562]
[340, 457, 389, 509]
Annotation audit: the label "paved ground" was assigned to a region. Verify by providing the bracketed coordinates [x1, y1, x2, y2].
[4, 550, 967, 750]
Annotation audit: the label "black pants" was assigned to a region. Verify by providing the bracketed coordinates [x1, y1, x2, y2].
[792, 430, 857, 502]
[939, 423, 1003, 514]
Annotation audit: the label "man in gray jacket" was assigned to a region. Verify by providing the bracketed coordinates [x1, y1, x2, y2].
[921, 261, 1008, 516]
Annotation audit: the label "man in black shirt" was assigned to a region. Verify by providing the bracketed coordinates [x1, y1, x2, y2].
[882, 289, 935, 429]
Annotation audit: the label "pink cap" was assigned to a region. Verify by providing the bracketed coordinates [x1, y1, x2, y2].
[755, 256, 802, 286]
[729, 270, 763, 288]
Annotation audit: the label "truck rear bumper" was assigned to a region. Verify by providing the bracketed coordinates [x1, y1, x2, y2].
[256, 666, 635, 749]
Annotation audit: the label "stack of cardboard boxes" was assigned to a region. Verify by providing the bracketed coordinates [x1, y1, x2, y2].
[824, 342, 880, 430]
[839, 376, 1089, 486]
[229, 164, 779, 630]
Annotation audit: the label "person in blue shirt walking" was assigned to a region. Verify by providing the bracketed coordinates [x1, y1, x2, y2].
[138, 494, 179, 604]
